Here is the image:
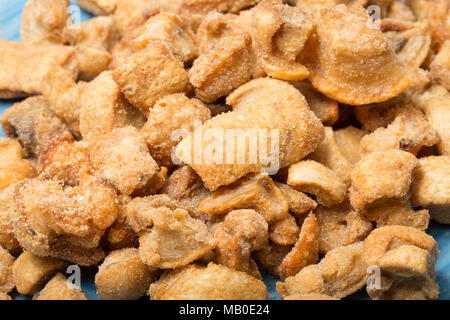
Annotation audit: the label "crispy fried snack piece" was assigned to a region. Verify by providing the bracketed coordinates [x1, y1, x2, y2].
[252, 0, 312, 81]
[0, 96, 69, 158]
[430, 40, 450, 91]
[89, 126, 160, 196]
[0, 138, 22, 164]
[12, 251, 68, 295]
[141, 94, 211, 167]
[95, 248, 160, 300]
[138, 207, 215, 269]
[214, 209, 268, 278]
[316, 199, 372, 254]
[109, 38, 135, 70]
[277, 242, 367, 299]
[350, 150, 418, 211]
[0, 40, 78, 99]
[308, 127, 353, 187]
[79, 71, 145, 144]
[149, 263, 268, 300]
[0, 246, 15, 293]
[113, 0, 150, 37]
[197, 173, 289, 223]
[333, 126, 365, 165]
[302, 5, 410, 105]
[288, 160, 346, 207]
[21, 0, 69, 45]
[188, 34, 252, 103]
[0, 293, 11, 300]
[131, 12, 198, 64]
[75, 0, 120, 15]
[0, 185, 21, 254]
[275, 182, 317, 218]
[269, 214, 299, 245]
[284, 293, 339, 300]
[33, 273, 88, 300]
[360, 105, 439, 155]
[354, 98, 400, 133]
[363, 226, 439, 300]
[253, 242, 291, 277]
[280, 213, 319, 280]
[411, 156, 450, 224]
[112, 43, 189, 116]
[176, 78, 324, 190]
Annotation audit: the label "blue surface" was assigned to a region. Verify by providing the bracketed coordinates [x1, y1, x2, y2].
[1, 0, 449, 300]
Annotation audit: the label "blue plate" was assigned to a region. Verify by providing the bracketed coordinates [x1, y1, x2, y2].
[1, 0, 449, 300]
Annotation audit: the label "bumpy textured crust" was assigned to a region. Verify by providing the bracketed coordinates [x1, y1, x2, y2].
[269, 214, 299, 245]
[275, 182, 317, 217]
[430, 40, 450, 91]
[0, 185, 22, 254]
[75, 0, 120, 15]
[149, 263, 268, 300]
[95, 248, 160, 300]
[33, 273, 88, 300]
[0, 246, 15, 293]
[112, 0, 149, 37]
[0, 293, 11, 300]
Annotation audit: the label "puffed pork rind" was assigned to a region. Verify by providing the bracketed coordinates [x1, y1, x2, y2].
[33, 273, 88, 300]
[349, 150, 418, 211]
[275, 182, 317, 218]
[112, 0, 150, 37]
[149, 263, 268, 300]
[301, 5, 410, 105]
[411, 156, 450, 224]
[0, 293, 11, 300]
[333, 126, 365, 165]
[430, 40, 450, 91]
[112, 43, 189, 116]
[269, 213, 299, 245]
[75, 0, 120, 15]
[176, 78, 324, 191]
[0, 40, 78, 99]
[0, 185, 22, 254]
[0, 246, 15, 293]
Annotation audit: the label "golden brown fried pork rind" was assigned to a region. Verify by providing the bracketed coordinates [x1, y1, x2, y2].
[0, 138, 22, 164]
[113, 0, 150, 37]
[288, 160, 346, 207]
[277, 242, 367, 299]
[20, 0, 69, 45]
[253, 242, 290, 277]
[269, 213, 299, 245]
[363, 226, 439, 300]
[333, 126, 365, 165]
[0, 96, 69, 158]
[0, 185, 21, 254]
[411, 156, 450, 224]
[95, 248, 160, 300]
[280, 212, 319, 280]
[141, 94, 211, 167]
[0, 246, 15, 293]
[302, 5, 410, 105]
[275, 182, 317, 218]
[12, 251, 67, 295]
[131, 12, 198, 64]
[349, 150, 418, 211]
[33, 273, 88, 300]
[109, 38, 136, 70]
[112, 43, 189, 116]
[149, 263, 268, 300]
[176, 78, 324, 191]
[188, 34, 252, 103]
[0, 40, 78, 99]
[75, 0, 120, 15]
[430, 40, 450, 91]
[316, 199, 372, 254]
[0, 293, 11, 300]
[89, 126, 160, 196]
[252, 0, 312, 81]
[284, 293, 339, 300]
[214, 209, 268, 278]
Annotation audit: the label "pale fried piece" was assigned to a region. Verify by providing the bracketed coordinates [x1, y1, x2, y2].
[112, 43, 189, 116]
[138, 207, 215, 269]
[275, 182, 317, 217]
[75, 0, 120, 15]
[269, 214, 299, 246]
[95, 248, 160, 300]
[33, 273, 88, 300]
[354, 99, 400, 133]
[189, 34, 252, 103]
[363, 226, 439, 300]
[89, 126, 160, 196]
[308, 127, 353, 187]
[388, 0, 416, 21]
[197, 173, 289, 223]
[360, 105, 439, 155]
[316, 199, 372, 254]
[0, 138, 22, 163]
[0, 246, 15, 293]
[430, 40, 450, 91]
[284, 293, 339, 300]
[296, 0, 367, 12]
[141, 94, 211, 167]
[252, 0, 312, 81]
[38, 133, 90, 187]
[427, 0, 450, 44]
[349, 150, 418, 211]
[12, 251, 67, 295]
[334, 126, 365, 165]
[0, 160, 37, 191]
[1, 96, 69, 158]
[149, 263, 268, 300]
[292, 81, 339, 126]
[302, 5, 410, 105]
[363, 198, 429, 230]
[176, 78, 324, 190]
[253, 242, 290, 277]
[0, 40, 78, 99]
[288, 160, 346, 207]
[277, 242, 367, 299]
[131, 12, 198, 64]
[79, 71, 145, 144]
[214, 209, 268, 279]
[109, 38, 135, 70]
[113, 0, 151, 37]
[0, 293, 11, 300]
[411, 156, 450, 224]
[20, 0, 69, 45]
[0, 185, 21, 254]
[280, 213, 319, 280]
